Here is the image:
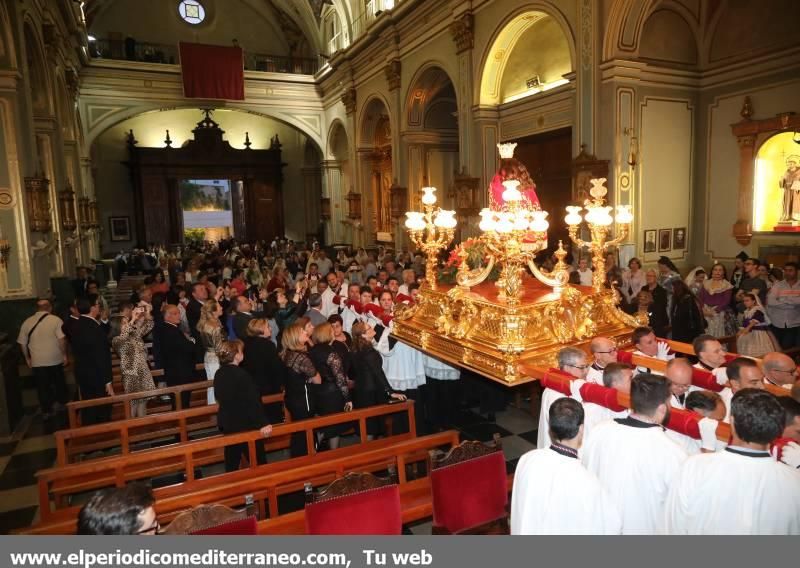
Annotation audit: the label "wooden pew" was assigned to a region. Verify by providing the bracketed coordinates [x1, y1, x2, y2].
[37, 401, 417, 519]
[57, 393, 287, 465]
[22, 430, 462, 535]
[66, 376, 211, 428]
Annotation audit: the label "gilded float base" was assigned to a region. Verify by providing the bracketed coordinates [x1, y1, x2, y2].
[392, 277, 645, 386]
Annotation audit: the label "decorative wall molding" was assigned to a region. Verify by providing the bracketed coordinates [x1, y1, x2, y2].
[449, 12, 474, 53]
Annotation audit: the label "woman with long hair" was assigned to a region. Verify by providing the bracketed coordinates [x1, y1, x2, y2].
[198, 298, 226, 404]
[308, 323, 352, 449]
[670, 279, 706, 343]
[698, 264, 737, 338]
[241, 318, 285, 424]
[110, 306, 156, 418]
[280, 322, 321, 456]
[350, 321, 406, 438]
[213, 340, 272, 472]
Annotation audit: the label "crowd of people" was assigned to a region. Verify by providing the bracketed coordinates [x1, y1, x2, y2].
[597, 253, 799, 357]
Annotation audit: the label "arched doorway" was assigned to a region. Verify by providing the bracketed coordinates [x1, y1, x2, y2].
[477, 10, 575, 245]
[358, 97, 393, 243]
[404, 65, 459, 215]
[91, 107, 323, 250]
[323, 120, 353, 245]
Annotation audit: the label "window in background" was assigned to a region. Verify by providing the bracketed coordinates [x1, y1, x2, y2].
[178, 0, 206, 25]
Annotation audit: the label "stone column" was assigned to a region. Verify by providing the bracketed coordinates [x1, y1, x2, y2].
[450, 10, 475, 173]
[319, 161, 344, 244]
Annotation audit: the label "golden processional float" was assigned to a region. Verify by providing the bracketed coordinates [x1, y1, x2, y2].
[392, 143, 646, 385]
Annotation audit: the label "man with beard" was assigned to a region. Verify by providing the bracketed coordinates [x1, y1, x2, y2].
[779, 154, 800, 222]
[581, 373, 687, 534]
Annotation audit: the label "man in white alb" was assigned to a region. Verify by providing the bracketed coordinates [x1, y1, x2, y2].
[762, 352, 798, 390]
[665, 358, 698, 410]
[631, 326, 673, 375]
[665, 389, 800, 534]
[582, 373, 687, 534]
[586, 337, 619, 384]
[669, 390, 726, 455]
[512, 398, 621, 534]
[537, 347, 588, 449]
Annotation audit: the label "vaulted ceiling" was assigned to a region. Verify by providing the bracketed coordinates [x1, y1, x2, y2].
[82, 0, 325, 53]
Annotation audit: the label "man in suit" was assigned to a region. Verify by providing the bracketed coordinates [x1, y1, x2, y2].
[304, 293, 327, 327]
[160, 304, 198, 410]
[185, 282, 207, 340]
[71, 266, 91, 299]
[71, 295, 112, 424]
[232, 296, 255, 340]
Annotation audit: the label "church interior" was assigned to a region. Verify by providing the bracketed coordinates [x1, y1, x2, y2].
[0, 0, 799, 535]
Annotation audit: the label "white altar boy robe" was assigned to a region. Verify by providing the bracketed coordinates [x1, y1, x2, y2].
[582, 418, 687, 534]
[511, 446, 622, 535]
[664, 447, 800, 534]
[536, 388, 565, 449]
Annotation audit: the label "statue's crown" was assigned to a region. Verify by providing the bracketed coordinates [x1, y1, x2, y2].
[497, 142, 517, 160]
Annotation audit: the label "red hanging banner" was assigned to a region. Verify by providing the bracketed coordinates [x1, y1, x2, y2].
[179, 42, 244, 100]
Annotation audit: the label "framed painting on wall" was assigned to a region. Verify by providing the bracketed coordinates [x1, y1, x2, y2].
[673, 227, 686, 250]
[644, 230, 656, 253]
[109, 216, 131, 242]
[658, 229, 672, 252]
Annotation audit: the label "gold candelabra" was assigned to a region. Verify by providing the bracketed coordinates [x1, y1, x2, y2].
[455, 180, 570, 305]
[404, 187, 457, 290]
[565, 178, 633, 292]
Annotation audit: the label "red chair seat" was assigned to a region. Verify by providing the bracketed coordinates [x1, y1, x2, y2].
[305, 485, 401, 535]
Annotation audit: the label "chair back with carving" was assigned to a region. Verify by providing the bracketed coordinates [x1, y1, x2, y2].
[162, 504, 257, 535]
[428, 433, 508, 534]
[304, 468, 401, 535]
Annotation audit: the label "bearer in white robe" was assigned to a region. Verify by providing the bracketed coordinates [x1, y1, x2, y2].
[586, 337, 619, 384]
[719, 357, 765, 422]
[667, 390, 726, 455]
[631, 326, 674, 375]
[665, 388, 800, 534]
[582, 373, 687, 534]
[537, 346, 588, 449]
[580, 362, 632, 441]
[512, 398, 622, 535]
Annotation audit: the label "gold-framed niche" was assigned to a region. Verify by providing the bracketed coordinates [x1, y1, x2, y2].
[732, 97, 800, 245]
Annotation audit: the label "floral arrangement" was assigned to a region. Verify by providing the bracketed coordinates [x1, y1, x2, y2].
[438, 237, 500, 284]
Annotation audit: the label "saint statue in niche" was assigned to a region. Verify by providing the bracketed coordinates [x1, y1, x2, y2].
[779, 154, 800, 222]
[489, 143, 541, 212]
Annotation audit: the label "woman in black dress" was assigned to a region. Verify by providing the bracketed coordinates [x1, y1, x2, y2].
[241, 318, 286, 424]
[279, 322, 321, 456]
[670, 280, 706, 343]
[213, 340, 273, 472]
[640, 269, 670, 337]
[328, 314, 354, 383]
[308, 322, 352, 449]
[350, 321, 406, 438]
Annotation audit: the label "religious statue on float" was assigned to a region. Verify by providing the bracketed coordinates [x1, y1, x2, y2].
[489, 142, 541, 212]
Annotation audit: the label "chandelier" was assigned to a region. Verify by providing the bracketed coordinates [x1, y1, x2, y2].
[565, 178, 633, 292]
[404, 187, 457, 290]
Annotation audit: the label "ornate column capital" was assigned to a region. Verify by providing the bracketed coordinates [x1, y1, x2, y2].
[450, 12, 474, 54]
[384, 59, 401, 91]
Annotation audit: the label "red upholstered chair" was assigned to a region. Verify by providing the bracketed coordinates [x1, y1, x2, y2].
[162, 504, 257, 535]
[428, 434, 509, 535]
[304, 469, 401, 535]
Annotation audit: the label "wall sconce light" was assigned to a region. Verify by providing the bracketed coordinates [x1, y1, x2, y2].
[89, 200, 100, 228]
[24, 175, 52, 233]
[59, 181, 78, 232]
[623, 127, 639, 169]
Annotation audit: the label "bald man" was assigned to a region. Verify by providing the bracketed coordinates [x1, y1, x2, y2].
[665, 358, 697, 410]
[587, 338, 619, 384]
[160, 304, 198, 410]
[762, 352, 798, 390]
